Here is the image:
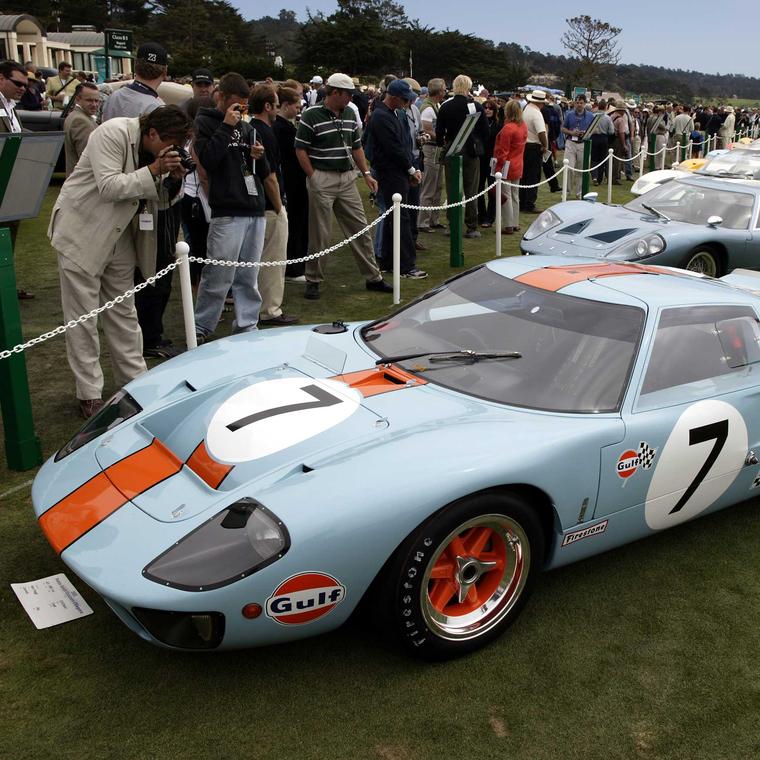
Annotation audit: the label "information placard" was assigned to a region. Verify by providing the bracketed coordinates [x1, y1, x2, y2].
[11, 573, 93, 629]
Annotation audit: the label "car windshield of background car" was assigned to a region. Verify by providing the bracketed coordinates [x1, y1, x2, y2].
[698, 150, 760, 180]
[624, 182, 755, 230]
[362, 266, 645, 413]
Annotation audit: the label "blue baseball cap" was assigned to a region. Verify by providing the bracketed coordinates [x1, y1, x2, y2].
[387, 79, 415, 101]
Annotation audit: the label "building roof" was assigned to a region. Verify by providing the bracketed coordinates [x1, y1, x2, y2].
[47, 31, 104, 47]
[0, 14, 44, 33]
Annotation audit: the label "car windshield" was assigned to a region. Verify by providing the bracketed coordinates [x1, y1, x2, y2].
[625, 181, 755, 229]
[697, 150, 760, 179]
[361, 266, 645, 413]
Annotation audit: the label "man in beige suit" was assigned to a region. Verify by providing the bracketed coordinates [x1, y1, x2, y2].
[49, 106, 191, 418]
[63, 82, 100, 176]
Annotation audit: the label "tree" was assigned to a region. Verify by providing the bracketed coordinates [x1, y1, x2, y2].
[561, 15, 621, 88]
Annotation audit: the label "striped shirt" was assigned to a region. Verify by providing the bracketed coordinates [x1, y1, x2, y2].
[295, 104, 360, 172]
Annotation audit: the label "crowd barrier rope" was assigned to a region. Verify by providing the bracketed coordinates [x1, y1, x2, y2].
[2, 128, 756, 361]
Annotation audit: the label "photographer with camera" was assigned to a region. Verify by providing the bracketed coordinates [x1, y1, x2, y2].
[49, 106, 192, 418]
[193, 72, 278, 342]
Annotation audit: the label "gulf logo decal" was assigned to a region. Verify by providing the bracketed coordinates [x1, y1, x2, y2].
[616, 441, 657, 480]
[265, 572, 346, 625]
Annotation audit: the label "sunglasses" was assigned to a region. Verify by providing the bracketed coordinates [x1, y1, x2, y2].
[9, 78, 28, 88]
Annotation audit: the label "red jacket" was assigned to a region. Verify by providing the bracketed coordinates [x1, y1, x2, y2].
[493, 121, 527, 180]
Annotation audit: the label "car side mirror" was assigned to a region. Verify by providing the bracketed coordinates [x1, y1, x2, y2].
[582, 192, 598, 203]
[707, 215, 723, 227]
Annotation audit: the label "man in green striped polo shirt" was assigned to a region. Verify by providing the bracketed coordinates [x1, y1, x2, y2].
[295, 72, 392, 300]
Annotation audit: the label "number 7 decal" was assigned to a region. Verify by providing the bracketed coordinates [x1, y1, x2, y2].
[669, 419, 729, 514]
[227, 384, 343, 432]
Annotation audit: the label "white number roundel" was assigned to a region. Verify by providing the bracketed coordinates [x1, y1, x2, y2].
[206, 378, 361, 463]
[645, 400, 747, 530]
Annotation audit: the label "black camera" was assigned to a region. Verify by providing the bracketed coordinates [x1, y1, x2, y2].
[170, 145, 197, 173]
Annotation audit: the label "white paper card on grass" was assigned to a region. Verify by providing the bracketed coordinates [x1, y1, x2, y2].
[11, 573, 93, 629]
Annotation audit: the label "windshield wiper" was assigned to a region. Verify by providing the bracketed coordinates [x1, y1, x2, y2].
[641, 203, 671, 222]
[376, 350, 522, 366]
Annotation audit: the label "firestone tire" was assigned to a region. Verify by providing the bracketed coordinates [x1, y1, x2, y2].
[385, 492, 543, 661]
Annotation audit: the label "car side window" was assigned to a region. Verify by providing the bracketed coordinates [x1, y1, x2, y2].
[636, 305, 760, 410]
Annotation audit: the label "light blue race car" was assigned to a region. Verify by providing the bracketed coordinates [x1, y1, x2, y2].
[32, 256, 760, 660]
[520, 175, 760, 277]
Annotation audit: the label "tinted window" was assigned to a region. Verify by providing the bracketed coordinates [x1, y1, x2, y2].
[362, 267, 645, 413]
[641, 306, 759, 396]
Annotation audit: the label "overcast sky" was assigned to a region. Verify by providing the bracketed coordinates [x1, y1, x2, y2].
[232, 1, 758, 78]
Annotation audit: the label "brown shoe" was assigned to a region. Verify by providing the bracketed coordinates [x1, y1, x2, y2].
[415, 241, 427, 251]
[501, 227, 514, 235]
[78, 398, 104, 419]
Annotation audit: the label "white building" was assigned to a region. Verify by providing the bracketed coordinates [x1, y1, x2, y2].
[0, 15, 132, 79]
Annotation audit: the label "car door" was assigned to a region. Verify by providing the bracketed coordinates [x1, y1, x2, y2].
[595, 304, 760, 529]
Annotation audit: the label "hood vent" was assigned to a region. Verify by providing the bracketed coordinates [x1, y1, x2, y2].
[558, 220, 592, 235]
[587, 228, 637, 243]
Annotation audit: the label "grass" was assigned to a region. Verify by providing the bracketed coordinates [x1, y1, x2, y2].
[3, 174, 760, 759]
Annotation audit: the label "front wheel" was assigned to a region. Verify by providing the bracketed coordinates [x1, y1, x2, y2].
[384, 492, 543, 660]
[682, 246, 721, 277]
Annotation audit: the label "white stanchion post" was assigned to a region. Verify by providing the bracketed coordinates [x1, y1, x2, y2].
[494, 172, 502, 257]
[561, 158, 569, 202]
[607, 149, 613, 204]
[638, 146, 645, 177]
[687, 140, 693, 160]
[676, 142, 681, 164]
[392, 193, 401, 305]
[176, 241, 196, 350]
[660, 144, 666, 171]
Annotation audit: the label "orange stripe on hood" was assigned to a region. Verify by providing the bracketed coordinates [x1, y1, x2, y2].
[186, 440, 233, 489]
[39, 439, 182, 554]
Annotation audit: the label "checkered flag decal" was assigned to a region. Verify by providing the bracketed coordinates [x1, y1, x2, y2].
[752, 472, 760, 489]
[637, 441, 656, 469]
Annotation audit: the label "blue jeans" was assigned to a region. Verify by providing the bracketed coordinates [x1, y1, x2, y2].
[372, 168, 387, 259]
[195, 215, 266, 336]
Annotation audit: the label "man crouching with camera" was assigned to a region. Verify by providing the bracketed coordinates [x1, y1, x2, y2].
[49, 105, 192, 418]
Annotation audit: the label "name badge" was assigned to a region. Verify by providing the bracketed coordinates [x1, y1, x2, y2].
[244, 174, 258, 196]
[139, 213, 154, 231]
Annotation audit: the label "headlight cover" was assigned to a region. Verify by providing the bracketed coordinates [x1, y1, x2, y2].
[607, 233, 666, 260]
[143, 498, 290, 592]
[55, 390, 142, 461]
[523, 209, 562, 240]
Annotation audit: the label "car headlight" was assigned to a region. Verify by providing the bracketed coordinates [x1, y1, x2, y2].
[55, 390, 141, 461]
[607, 233, 666, 260]
[523, 209, 562, 240]
[143, 498, 290, 592]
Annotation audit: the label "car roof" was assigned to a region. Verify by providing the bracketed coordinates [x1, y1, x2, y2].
[488, 256, 760, 310]
[677, 174, 760, 191]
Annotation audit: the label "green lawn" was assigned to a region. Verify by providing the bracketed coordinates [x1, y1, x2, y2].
[2, 176, 760, 760]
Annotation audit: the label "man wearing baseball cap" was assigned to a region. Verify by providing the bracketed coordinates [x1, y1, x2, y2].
[306, 75, 323, 107]
[102, 42, 183, 360]
[295, 72, 392, 300]
[364, 78, 426, 279]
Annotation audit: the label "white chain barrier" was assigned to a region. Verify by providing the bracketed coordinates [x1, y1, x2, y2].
[3, 130, 751, 360]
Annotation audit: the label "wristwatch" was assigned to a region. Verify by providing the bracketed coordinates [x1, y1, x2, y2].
[363, 170, 371, 175]
[407, 167, 417, 176]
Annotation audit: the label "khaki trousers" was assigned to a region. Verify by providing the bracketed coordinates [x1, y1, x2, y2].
[563, 139, 584, 197]
[258, 208, 289, 320]
[305, 169, 382, 284]
[418, 143, 443, 229]
[58, 231, 146, 401]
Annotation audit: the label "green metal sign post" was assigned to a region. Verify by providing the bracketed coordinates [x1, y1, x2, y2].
[0, 136, 42, 470]
[581, 140, 592, 197]
[648, 134, 657, 172]
[447, 155, 464, 267]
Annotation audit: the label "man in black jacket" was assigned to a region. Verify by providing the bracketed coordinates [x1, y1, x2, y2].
[193, 72, 278, 341]
[435, 74, 489, 238]
[365, 79, 426, 278]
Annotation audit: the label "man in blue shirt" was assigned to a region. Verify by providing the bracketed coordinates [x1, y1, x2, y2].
[561, 95, 594, 198]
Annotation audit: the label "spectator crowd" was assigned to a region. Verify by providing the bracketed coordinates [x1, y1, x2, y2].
[1, 49, 759, 418]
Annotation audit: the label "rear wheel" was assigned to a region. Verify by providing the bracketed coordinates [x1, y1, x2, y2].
[384, 492, 543, 660]
[682, 246, 721, 277]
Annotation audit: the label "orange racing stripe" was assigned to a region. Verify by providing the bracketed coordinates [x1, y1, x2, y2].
[332, 365, 427, 397]
[39, 439, 182, 554]
[514, 262, 663, 291]
[186, 440, 233, 489]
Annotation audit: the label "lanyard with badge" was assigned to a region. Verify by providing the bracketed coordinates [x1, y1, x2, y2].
[242, 126, 258, 196]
